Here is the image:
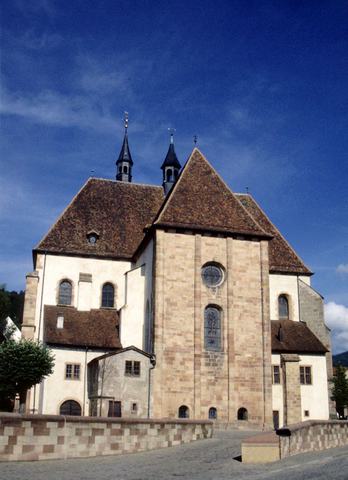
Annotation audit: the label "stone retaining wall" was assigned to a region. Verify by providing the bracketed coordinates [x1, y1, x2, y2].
[0, 413, 213, 462]
[278, 420, 348, 458]
[242, 420, 348, 463]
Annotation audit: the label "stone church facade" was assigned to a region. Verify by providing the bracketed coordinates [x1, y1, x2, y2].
[22, 126, 332, 428]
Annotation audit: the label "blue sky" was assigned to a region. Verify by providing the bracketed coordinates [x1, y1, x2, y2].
[1, 0, 347, 352]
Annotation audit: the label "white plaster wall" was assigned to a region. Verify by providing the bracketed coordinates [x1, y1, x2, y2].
[271, 354, 284, 427]
[40, 347, 108, 415]
[34, 253, 131, 341]
[95, 349, 151, 418]
[300, 354, 329, 421]
[269, 274, 300, 321]
[120, 266, 145, 349]
[136, 240, 154, 352]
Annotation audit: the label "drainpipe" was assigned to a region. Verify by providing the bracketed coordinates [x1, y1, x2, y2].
[147, 354, 156, 418]
[33, 252, 47, 414]
[83, 346, 88, 416]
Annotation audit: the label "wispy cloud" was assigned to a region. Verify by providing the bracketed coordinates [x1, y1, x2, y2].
[336, 264, 348, 275]
[325, 301, 348, 353]
[13, 0, 56, 17]
[0, 87, 119, 133]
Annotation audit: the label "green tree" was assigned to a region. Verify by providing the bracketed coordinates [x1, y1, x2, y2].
[331, 364, 348, 418]
[0, 285, 24, 329]
[0, 340, 55, 413]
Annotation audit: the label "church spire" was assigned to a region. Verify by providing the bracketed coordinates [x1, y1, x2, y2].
[116, 112, 133, 182]
[161, 129, 181, 194]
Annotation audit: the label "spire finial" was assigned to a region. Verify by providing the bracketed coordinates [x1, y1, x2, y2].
[193, 135, 198, 146]
[168, 127, 176, 144]
[124, 111, 129, 133]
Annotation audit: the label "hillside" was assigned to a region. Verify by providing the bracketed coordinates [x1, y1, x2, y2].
[333, 351, 348, 366]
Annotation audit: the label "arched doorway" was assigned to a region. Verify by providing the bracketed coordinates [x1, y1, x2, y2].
[59, 400, 81, 416]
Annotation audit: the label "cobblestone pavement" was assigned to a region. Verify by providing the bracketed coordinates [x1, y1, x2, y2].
[2, 430, 348, 480]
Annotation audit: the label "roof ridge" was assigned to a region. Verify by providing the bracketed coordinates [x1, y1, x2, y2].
[154, 148, 268, 237]
[89, 177, 163, 189]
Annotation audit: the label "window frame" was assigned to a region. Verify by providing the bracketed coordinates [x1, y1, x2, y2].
[272, 365, 281, 384]
[204, 305, 222, 352]
[300, 365, 312, 385]
[201, 263, 225, 288]
[58, 279, 73, 306]
[65, 363, 81, 381]
[101, 282, 115, 308]
[124, 360, 141, 377]
[278, 294, 289, 320]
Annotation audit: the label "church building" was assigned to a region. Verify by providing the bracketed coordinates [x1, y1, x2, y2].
[22, 119, 333, 429]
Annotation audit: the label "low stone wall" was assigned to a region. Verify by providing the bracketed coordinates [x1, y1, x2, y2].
[277, 420, 348, 458]
[0, 413, 213, 462]
[242, 420, 348, 463]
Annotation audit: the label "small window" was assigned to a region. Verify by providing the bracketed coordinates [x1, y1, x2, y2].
[278, 295, 289, 319]
[131, 402, 138, 413]
[108, 400, 121, 417]
[58, 280, 72, 305]
[125, 360, 141, 376]
[201, 263, 224, 287]
[123, 165, 128, 174]
[178, 405, 189, 418]
[166, 169, 173, 182]
[57, 315, 64, 329]
[204, 306, 221, 351]
[272, 365, 281, 384]
[209, 407, 217, 420]
[237, 407, 248, 421]
[60, 400, 81, 416]
[65, 364, 80, 380]
[102, 283, 114, 308]
[300, 366, 312, 385]
[304, 410, 310, 417]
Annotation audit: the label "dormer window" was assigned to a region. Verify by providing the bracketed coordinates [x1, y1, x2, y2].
[87, 231, 99, 245]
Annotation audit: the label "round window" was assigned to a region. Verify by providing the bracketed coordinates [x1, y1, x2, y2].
[201, 264, 224, 287]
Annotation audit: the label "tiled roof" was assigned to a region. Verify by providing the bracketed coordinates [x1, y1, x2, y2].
[271, 320, 327, 354]
[36, 179, 164, 259]
[237, 194, 312, 275]
[44, 305, 121, 349]
[154, 149, 270, 238]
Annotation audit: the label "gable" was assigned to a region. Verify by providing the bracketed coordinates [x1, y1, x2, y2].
[154, 149, 269, 238]
[35, 179, 164, 259]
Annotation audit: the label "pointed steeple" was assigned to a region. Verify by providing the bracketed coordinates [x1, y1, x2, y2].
[161, 130, 181, 194]
[116, 112, 133, 182]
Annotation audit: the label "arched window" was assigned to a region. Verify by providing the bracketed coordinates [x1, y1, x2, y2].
[58, 280, 72, 305]
[102, 283, 114, 308]
[166, 169, 173, 182]
[204, 306, 221, 351]
[209, 407, 217, 420]
[237, 407, 248, 421]
[178, 405, 189, 418]
[278, 295, 289, 319]
[60, 400, 81, 416]
[123, 165, 128, 174]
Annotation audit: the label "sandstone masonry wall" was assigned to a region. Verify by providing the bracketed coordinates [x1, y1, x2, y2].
[152, 231, 272, 427]
[0, 414, 212, 462]
[278, 420, 348, 458]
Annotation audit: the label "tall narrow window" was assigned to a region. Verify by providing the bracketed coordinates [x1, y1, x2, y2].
[204, 306, 221, 351]
[58, 280, 72, 305]
[102, 283, 114, 308]
[278, 295, 289, 319]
